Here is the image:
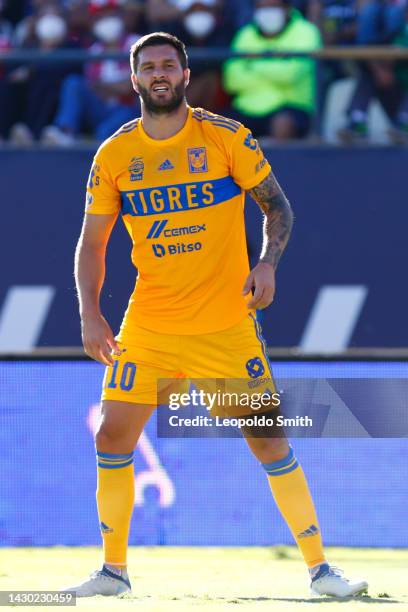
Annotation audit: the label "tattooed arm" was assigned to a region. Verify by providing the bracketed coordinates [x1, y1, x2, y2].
[242, 172, 294, 309]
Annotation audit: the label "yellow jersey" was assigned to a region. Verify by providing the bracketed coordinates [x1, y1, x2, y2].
[85, 106, 271, 336]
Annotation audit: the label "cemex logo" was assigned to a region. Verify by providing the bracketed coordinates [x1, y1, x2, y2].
[147, 219, 206, 239]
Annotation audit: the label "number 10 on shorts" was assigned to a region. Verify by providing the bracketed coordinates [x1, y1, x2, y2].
[106, 360, 137, 392]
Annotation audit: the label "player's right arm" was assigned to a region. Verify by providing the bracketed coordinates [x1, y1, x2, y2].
[75, 212, 120, 366]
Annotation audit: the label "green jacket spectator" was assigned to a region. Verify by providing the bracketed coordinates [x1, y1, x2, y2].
[223, 4, 321, 140]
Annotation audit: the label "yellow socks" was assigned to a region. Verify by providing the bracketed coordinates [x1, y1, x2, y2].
[95, 446, 324, 569]
[263, 446, 326, 568]
[96, 451, 135, 567]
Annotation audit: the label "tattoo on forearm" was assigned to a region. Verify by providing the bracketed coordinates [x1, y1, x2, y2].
[249, 172, 294, 270]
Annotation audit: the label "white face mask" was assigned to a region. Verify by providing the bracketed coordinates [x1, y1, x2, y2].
[93, 16, 124, 44]
[254, 7, 287, 35]
[35, 14, 67, 42]
[183, 11, 216, 38]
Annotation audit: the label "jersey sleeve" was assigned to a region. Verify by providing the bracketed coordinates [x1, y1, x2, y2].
[229, 125, 271, 191]
[85, 148, 121, 215]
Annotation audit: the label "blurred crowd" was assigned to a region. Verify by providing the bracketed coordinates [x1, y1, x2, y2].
[0, 0, 407, 145]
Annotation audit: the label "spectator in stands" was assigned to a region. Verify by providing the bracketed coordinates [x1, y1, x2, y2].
[0, 0, 26, 26]
[65, 0, 93, 47]
[7, 6, 79, 145]
[13, 1, 63, 47]
[145, 0, 183, 30]
[42, 0, 142, 145]
[0, 0, 14, 36]
[356, 0, 405, 45]
[172, 0, 230, 111]
[307, 0, 356, 45]
[0, 0, 13, 141]
[145, 0, 235, 40]
[338, 0, 406, 142]
[306, 0, 357, 129]
[390, 9, 408, 142]
[223, 0, 254, 30]
[223, 0, 321, 141]
[123, 0, 146, 35]
[338, 65, 408, 143]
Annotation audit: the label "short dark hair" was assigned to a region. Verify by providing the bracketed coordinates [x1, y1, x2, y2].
[130, 32, 188, 73]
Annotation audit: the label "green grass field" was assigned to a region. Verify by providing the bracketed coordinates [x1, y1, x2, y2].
[1, 546, 407, 611]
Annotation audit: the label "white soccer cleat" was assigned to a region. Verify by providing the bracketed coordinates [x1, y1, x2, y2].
[310, 564, 368, 598]
[62, 566, 131, 597]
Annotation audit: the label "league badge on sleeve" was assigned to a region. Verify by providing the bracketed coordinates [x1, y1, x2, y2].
[129, 157, 144, 181]
[87, 162, 100, 189]
[243, 132, 259, 152]
[187, 147, 208, 173]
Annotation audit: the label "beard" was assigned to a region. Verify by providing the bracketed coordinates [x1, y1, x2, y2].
[138, 77, 186, 116]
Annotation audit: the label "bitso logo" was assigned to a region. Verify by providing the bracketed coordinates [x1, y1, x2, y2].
[128, 157, 144, 181]
[246, 357, 265, 379]
[187, 147, 208, 173]
[152, 244, 166, 258]
[152, 242, 202, 258]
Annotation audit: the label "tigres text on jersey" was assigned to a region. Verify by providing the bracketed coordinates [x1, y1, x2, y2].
[85, 106, 271, 337]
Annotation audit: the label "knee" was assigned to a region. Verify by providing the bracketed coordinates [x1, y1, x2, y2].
[248, 437, 290, 464]
[261, 443, 299, 477]
[95, 422, 122, 451]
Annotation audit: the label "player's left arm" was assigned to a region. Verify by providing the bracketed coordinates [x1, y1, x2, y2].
[243, 171, 294, 309]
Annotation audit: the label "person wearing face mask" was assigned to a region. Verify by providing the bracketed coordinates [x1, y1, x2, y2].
[42, 1, 142, 145]
[7, 9, 83, 145]
[223, 0, 321, 141]
[172, 0, 230, 111]
[145, 0, 235, 41]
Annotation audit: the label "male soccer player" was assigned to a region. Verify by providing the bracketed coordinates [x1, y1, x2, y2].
[69, 32, 368, 598]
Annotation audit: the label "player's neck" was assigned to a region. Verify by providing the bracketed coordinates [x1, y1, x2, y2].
[141, 102, 189, 140]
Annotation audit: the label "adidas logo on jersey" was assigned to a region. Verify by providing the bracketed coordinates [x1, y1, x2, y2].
[158, 159, 174, 171]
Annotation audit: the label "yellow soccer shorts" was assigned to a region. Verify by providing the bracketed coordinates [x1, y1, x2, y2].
[101, 312, 278, 417]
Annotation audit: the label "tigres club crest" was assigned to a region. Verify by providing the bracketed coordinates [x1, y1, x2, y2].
[129, 156, 144, 181]
[187, 147, 208, 173]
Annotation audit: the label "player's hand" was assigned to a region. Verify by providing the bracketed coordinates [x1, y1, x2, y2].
[81, 313, 121, 366]
[242, 261, 276, 310]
